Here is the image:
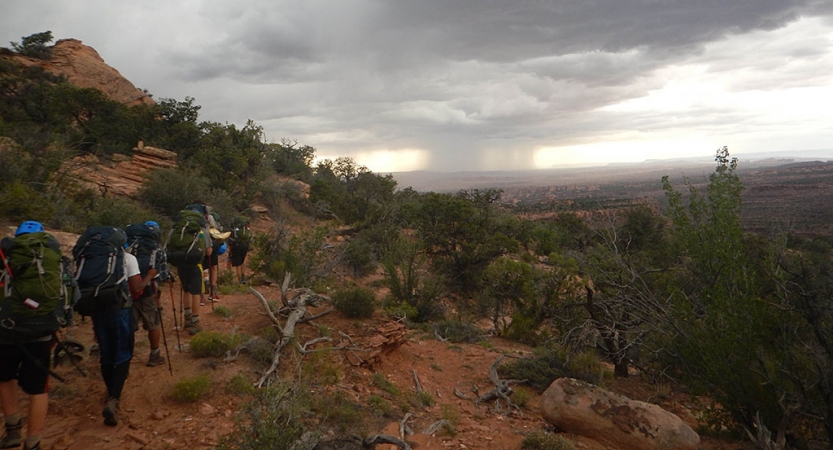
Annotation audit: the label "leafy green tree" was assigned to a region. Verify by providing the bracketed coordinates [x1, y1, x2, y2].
[309, 157, 397, 225]
[10, 31, 53, 60]
[412, 189, 518, 294]
[481, 257, 536, 337]
[661, 147, 790, 439]
[138, 167, 211, 218]
[265, 139, 315, 181]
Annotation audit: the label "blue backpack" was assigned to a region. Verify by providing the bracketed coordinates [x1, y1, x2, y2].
[72, 226, 131, 315]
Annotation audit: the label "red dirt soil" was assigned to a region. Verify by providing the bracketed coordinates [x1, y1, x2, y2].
[10, 279, 746, 450]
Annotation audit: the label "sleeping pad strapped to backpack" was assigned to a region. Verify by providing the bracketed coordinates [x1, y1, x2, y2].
[166, 209, 206, 267]
[125, 223, 161, 298]
[0, 232, 76, 341]
[72, 226, 131, 316]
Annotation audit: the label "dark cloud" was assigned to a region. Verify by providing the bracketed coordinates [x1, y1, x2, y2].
[1, 0, 832, 171]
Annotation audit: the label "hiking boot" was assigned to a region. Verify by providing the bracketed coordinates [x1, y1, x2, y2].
[0, 419, 21, 449]
[147, 352, 165, 367]
[186, 317, 202, 335]
[103, 396, 119, 426]
[23, 440, 41, 450]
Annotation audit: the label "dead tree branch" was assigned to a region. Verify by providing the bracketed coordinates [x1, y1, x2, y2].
[249, 275, 330, 388]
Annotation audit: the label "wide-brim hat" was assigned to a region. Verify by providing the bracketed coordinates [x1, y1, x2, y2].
[209, 228, 232, 240]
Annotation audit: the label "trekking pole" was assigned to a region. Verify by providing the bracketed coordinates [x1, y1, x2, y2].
[169, 280, 181, 352]
[53, 331, 87, 378]
[154, 285, 173, 375]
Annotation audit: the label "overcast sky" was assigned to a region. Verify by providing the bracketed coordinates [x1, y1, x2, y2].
[2, 1, 833, 173]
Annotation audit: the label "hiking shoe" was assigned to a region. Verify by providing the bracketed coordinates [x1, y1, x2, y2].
[103, 397, 119, 426]
[147, 352, 165, 367]
[22, 440, 41, 450]
[0, 419, 22, 449]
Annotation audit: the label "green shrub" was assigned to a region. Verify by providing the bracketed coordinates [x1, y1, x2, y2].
[139, 167, 210, 219]
[301, 351, 341, 386]
[417, 390, 435, 407]
[0, 180, 54, 223]
[248, 336, 276, 366]
[499, 347, 606, 391]
[311, 390, 362, 432]
[332, 286, 376, 319]
[190, 330, 241, 358]
[171, 374, 212, 402]
[382, 298, 418, 321]
[511, 386, 534, 407]
[342, 236, 376, 277]
[84, 196, 154, 228]
[433, 320, 483, 343]
[226, 374, 256, 396]
[367, 394, 392, 417]
[217, 382, 309, 450]
[371, 372, 400, 397]
[441, 404, 461, 425]
[212, 305, 232, 318]
[521, 430, 573, 450]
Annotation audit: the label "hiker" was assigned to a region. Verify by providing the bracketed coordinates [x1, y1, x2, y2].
[167, 203, 213, 335]
[206, 215, 230, 301]
[125, 221, 165, 367]
[73, 226, 151, 426]
[229, 216, 251, 284]
[0, 221, 65, 450]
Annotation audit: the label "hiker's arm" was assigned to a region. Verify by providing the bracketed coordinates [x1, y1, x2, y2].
[127, 274, 144, 299]
[142, 268, 158, 289]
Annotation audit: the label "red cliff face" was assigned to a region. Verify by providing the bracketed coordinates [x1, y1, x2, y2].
[5, 38, 155, 107]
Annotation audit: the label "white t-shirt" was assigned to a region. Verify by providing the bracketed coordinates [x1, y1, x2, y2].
[123, 251, 140, 278]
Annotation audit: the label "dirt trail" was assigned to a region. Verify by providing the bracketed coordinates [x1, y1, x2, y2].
[10, 279, 744, 450]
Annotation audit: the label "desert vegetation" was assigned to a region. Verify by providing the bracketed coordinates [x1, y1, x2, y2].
[2, 33, 833, 449]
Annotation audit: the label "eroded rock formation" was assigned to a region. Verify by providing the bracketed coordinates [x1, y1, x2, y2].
[3, 39, 154, 107]
[68, 142, 177, 198]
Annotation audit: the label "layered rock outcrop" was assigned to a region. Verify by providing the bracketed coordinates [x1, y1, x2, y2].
[69, 142, 177, 198]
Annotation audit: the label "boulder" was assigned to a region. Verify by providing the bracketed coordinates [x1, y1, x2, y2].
[540, 377, 699, 450]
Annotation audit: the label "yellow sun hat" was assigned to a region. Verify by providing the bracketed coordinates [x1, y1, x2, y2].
[209, 228, 232, 240]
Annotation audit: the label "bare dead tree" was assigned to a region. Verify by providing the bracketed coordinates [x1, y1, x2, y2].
[249, 273, 330, 388]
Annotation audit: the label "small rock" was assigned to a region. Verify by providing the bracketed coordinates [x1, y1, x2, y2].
[200, 403, 215, 415]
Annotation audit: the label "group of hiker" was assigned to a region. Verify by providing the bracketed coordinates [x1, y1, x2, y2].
[0, 202, 252, 449]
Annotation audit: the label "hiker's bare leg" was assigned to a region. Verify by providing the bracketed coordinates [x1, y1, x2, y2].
[190, 292, 200, 316]
[148, 327, 161, 349]
[0, 380, 18, 417]
[26, 393, 47, 437]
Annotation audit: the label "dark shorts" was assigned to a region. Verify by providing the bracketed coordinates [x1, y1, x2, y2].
[177, 264, 203, 295]
[0, 339, 54, 395]
[230, 247, 248, 267]
[92, 308, 135, 366]
[132, 293, 161, 331]
[203, 251, 219, 268]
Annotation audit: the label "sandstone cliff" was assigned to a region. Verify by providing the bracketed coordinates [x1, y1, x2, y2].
[2, 38, 154, 107]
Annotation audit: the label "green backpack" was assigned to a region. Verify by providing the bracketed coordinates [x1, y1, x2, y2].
[166, 209, 207, 267]
[0, 232, 74, 341]
[231, 216, 252, 250]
